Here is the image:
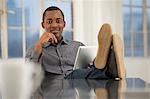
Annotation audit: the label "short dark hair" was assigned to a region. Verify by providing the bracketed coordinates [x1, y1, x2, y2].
[42, 6, 65, 22]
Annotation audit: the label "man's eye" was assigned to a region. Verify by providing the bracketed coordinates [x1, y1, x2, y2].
[56, 20, 60, 23]
[47, 20, 52, 24]
[56, 19, 63, 23]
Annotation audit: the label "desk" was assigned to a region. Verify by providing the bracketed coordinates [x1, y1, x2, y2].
[31, 77, 150, 99]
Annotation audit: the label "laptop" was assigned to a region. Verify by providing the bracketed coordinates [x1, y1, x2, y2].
[73, 46, 97, 70]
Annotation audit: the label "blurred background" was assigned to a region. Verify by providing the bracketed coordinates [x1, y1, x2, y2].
[0, 0, 150, 82]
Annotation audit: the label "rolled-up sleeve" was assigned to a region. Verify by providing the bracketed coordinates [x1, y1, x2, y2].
[25, 46, 39, 63]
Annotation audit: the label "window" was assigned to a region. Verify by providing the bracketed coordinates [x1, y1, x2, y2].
[123, 0, 150, 57]
[0, 3, 2, 58]
[7, 0, 23, 57]
[0, 0, 73, 58]
[148, 5, 150, 56]
[24, 0, 40, 49]
[0, 17, 1, 58]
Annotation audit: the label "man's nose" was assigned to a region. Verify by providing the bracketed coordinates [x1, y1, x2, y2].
[51, 21, 57, 27]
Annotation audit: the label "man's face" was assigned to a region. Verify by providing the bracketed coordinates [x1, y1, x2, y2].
[42, 10, 65, 41]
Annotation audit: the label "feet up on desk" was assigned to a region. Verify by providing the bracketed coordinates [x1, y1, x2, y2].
[94, 24, 125, 78]
[94, 23, 126, 79]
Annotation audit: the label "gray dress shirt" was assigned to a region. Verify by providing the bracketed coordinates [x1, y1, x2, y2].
[26, 39, 84, 75]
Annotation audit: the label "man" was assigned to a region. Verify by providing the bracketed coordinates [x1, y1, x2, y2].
[26, 6, 126, 79]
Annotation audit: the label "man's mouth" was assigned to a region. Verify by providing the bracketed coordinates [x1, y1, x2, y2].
[51, 31, 59, 34]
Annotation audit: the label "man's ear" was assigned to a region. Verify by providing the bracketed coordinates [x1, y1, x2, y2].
[41, 22, 45, 29]
[64, 21, 66, 27]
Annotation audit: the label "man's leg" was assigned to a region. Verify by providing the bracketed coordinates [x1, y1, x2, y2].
[94, 23, 112, 69]
[65, 67, 109, 79]
[106, 34, 126, 79]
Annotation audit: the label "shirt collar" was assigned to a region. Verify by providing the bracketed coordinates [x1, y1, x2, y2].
[59, 37, 70, 45]
[56, 37, 69, 48]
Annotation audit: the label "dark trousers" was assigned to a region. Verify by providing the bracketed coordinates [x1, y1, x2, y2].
[65, 66, 109, 79]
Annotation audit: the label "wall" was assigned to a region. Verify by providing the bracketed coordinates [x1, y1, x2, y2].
[73, 0, 123, 45]
[125, 58, 150, 83]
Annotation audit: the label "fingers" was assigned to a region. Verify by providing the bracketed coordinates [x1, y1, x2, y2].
[39, 32, 58, 46]
[47, 33, 58, 44]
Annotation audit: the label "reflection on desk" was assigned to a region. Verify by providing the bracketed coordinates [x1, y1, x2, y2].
[31, 77, 150, 99]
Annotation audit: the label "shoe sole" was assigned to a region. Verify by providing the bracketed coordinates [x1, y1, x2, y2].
[113, 34, 126, 79]
[95, 23, 112, 69]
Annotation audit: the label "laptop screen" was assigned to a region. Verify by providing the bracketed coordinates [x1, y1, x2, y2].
[73, 46, 97, 70]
